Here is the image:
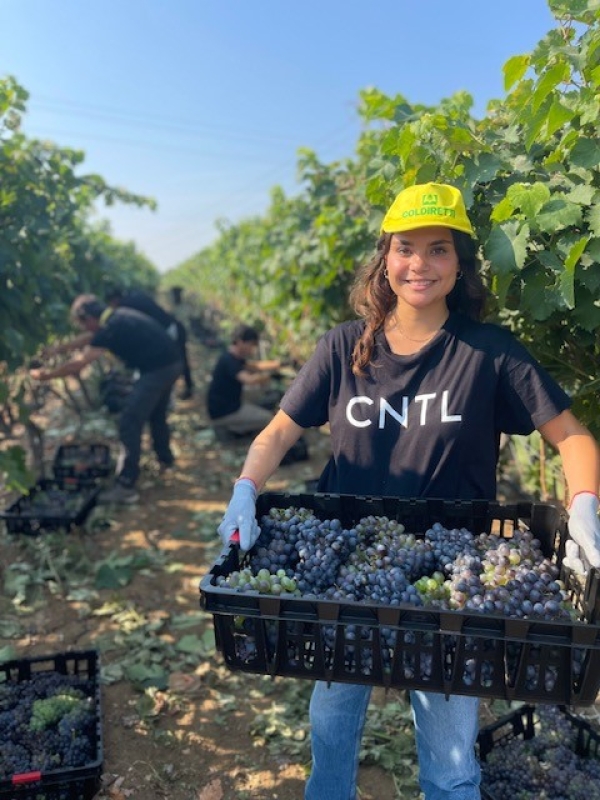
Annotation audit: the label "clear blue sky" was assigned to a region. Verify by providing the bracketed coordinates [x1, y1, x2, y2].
[2, 0, 556, 273]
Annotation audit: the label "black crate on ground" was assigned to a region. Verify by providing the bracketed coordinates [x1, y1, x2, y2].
[52, 443, 112, 481]
[0, 650, 103, 800]
[477, 704, 600, 799]
[200, 492, 600, 705]
[0, 479, 100, 535]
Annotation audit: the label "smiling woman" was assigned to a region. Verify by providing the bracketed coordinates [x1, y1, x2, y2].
[384, 227, 458, 352]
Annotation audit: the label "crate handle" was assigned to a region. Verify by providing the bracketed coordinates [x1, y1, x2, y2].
[12, 771, 42, 785]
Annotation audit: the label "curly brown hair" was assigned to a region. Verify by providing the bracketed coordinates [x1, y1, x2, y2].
[348, 231, 490, 375]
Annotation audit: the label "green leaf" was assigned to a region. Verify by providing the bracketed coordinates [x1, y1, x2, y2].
[176, 632, 214, 654]
[559, 237, 589, 310]
[490, 197, 516, 224]
[471, 153, 504, 183]
[508, 182, 551, 218]
[485, 222, 530, 275]
[566, 184, 596, 205]
[490, 271, 515, 307]
[586, 205, 600, 236]
[564, 236, 589, 271]
[95, 563, 133, 589]
[546, 99, 575, 137]
[548, 0, 600, 20]
[558, 269, 575, 308]
[523, 95, 553, 151]
[531, 63, 570, 113]
[535, 198, 582, 233]
[125, 663, 168, 690]
[503, 54, 530, 90]
[570, 137, 600, 169]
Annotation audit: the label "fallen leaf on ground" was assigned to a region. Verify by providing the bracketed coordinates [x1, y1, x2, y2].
[196, 778, 223, 800]
[169, 671, 203, 693]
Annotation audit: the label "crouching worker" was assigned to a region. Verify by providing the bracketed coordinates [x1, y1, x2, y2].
[30, 294, 183, 504]
[207, 324, 281, 440]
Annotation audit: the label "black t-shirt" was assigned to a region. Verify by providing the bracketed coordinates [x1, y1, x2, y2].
[91, 308, 180, 373]
[280, 313, 571, 500]
[118, 290, 175, 329]
[207, 350, 245, 419]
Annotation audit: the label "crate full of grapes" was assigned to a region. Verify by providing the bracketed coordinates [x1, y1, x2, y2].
[478, 703, 600, 798]
[0, 650, 103, 800]
[52, 443, 112, 481]
[200, 492, 600, 705]
[0, 478, 100, 535]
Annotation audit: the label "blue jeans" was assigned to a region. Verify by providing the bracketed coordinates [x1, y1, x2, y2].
[305, 682, 480, 800]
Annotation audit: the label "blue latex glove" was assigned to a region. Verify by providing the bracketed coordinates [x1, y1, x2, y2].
[564, 492, 600, 572]
[218, 478, 260, 551]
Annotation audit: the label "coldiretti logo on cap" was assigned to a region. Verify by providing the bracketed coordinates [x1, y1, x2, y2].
[381, 182, 476, 236]
[401, 202, 456, 220]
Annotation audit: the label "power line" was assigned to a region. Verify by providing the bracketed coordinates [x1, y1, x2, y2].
[23, 125, 280, 162]
[31, 94, 309, 145]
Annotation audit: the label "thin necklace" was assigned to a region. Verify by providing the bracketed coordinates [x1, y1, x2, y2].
[392, 313, 447, 343]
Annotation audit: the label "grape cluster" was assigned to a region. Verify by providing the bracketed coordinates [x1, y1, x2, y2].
[0, 670, 97, 779]
[333, 517, 434, 605]
[222, 508, 572, 623]
[481, 705, 600, 799]
[219, 507, 582, 690]
[220, 567, 297, 595]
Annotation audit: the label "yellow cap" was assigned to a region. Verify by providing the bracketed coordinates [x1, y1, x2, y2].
[381, 182, 475, 237]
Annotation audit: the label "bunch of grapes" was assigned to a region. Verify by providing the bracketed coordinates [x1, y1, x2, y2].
[333, 516, 436, 605]
[426, 523, 480, 572]
[476, 532, 569, 621]
[217, 566, 298, 595]
[247, 507, 359, 597]
[481, 705, 600, 799]
[0, 670, 97, 779]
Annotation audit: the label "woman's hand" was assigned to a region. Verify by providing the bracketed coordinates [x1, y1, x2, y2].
[566, 492, 600, 569]
[218, 478, 260, 551]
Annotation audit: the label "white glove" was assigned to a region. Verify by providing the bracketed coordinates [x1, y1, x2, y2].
[565, 492, 600, 572]
[218, 478, 260, 551]
[562, 539, 586, 575]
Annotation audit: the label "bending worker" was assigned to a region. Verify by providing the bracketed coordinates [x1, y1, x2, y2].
[31, 294, 182, 504]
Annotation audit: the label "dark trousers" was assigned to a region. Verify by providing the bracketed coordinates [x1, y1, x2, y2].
[116, 360, 182, 487]
[175, 320, 194, 391]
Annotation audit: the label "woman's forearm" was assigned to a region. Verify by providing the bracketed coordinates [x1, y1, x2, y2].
[237, 410, 304, 490]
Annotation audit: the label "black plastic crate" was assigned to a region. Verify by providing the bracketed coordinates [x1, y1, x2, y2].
[200, 492, 600, 705]
[52, 443, 112, 481]
[478, 704, 600, 799]
[0, 650, 103, 800]
[0, 479, 100, 535]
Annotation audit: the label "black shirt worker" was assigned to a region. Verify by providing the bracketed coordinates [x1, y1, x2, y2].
[107, 288, 194, 399]
[31, 294, 183, 504]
